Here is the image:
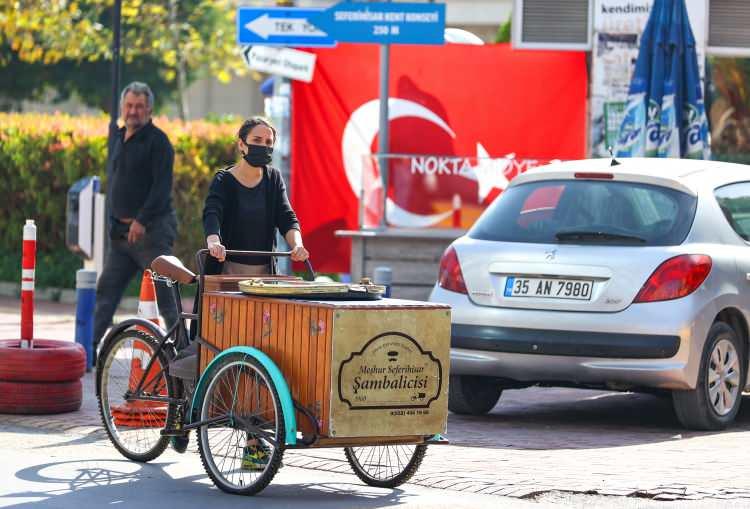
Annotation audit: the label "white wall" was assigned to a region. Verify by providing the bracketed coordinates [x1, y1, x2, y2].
[163, 74, 266, 121]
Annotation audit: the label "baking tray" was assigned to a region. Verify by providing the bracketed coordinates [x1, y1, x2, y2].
[238, 279, 386, 300]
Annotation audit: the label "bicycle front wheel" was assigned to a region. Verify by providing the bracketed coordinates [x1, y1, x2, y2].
[345, 444, 427, 488]
[197, 353, 285, 496]
[97, 329, 178, 462]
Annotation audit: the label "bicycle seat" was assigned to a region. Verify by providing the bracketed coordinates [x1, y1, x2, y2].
[151, 255, 197, 284]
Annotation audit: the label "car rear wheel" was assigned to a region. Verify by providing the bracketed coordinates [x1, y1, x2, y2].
[673, 322, 745, 430]
[448, 375, 502, 415]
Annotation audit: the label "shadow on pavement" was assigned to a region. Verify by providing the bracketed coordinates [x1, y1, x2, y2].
[29, 429, 106, 450]
[2, 458, 413, 509]
[446, 387, 750, 450]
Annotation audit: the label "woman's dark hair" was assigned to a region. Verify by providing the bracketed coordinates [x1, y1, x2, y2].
[238, 116, 277, 144]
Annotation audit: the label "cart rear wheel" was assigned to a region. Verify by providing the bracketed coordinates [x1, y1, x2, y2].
[197, 353, 284, 496]
[97, 330, 178, 462]
[344, 444, 427, 488]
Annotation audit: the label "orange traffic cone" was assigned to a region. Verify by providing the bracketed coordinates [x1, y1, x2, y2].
[111, 270, 167, 428]
[137, 270, 161, 328]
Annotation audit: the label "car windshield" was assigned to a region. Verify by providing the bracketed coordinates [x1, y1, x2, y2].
[468, 179, 697, 246]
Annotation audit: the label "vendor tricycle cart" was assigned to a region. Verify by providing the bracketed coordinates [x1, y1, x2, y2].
[96, 250, 450, 495]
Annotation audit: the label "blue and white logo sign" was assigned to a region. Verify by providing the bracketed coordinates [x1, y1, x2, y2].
[309, 2, 445, 45]
[237, 7, 336, 47]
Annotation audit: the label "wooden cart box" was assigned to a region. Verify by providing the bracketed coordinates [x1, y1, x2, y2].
[199, 292, 450, 440]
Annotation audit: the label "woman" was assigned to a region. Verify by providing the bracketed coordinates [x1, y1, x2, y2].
[202, 117, 307, 470]
[202, 116, 309, 273]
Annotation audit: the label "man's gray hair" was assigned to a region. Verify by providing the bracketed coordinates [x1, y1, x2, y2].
[120, 81, 154, 109]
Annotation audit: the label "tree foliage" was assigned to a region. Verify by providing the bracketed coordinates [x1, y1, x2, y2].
[495, 15, 511, 44]
[0, 42, 174, 112]
[0, 0, 246, 110]
[0, 112, 238, 286]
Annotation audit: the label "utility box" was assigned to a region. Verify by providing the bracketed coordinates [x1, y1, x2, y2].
[66, 177, 104, 266]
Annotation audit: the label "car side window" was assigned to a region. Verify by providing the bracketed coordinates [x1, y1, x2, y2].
[715, 182, 750, 241]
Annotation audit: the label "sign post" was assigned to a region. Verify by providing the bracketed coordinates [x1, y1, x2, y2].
[378, 43, 389, 228]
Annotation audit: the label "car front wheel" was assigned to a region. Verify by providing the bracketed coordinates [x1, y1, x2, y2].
[673, 322, 745, 430]
[448, 375, 502, 415]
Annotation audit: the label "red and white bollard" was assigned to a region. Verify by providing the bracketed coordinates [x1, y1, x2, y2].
[20, 219, 36, 349]
[452, 193, 462, 228]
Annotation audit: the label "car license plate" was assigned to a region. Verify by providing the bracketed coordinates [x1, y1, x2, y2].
[503, 277, 593, 300]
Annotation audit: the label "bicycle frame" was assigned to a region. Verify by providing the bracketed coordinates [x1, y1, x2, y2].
[121, 277, 193, 407]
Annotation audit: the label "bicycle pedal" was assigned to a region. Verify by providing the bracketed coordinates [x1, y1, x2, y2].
[171, 434, 190, 454]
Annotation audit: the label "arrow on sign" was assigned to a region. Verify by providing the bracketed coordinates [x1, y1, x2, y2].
[246, 13, 328, 40]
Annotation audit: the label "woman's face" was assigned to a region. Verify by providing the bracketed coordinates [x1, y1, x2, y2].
[242, 124, 275, 149]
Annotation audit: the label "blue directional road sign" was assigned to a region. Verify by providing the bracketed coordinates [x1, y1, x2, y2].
[309, 1, 445, 45]
[237, 7, 336, 47]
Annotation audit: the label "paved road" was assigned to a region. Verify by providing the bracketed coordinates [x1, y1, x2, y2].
[3, 297, 750, 507]
[0, 426, 522, 509]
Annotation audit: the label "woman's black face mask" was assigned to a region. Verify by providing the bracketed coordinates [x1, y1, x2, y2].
[241, 141, 273, 167]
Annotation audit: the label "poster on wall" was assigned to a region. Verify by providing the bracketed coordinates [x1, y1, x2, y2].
[708, 58, 750, 163]
[590, 0, 707, 157]
[291, 43, 587, 273]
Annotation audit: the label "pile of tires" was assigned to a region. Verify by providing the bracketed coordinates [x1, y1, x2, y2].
[0, 339, 86, 414]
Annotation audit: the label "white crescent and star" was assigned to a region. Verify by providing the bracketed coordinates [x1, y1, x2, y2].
[341, 98, 508, 227]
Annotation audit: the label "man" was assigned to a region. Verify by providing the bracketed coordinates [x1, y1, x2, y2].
[93, 81, 178, 355]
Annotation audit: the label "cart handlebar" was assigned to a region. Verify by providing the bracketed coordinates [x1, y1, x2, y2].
[195, 249, 316, 281]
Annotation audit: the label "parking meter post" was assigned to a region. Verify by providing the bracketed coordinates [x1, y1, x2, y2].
[373, 266, 393, 298]
[75, 269, 97, 370]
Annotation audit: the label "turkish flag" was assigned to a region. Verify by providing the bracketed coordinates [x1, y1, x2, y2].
[291, 43, 587, 273]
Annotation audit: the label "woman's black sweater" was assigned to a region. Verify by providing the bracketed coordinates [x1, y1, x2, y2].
[202, 166, 300, 273]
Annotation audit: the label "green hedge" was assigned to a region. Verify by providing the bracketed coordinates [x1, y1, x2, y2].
[0, 113, 238, 289]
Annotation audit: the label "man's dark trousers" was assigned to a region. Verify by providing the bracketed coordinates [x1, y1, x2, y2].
[93, 212, 179, 353]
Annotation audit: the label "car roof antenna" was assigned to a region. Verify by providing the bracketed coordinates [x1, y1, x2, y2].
[608, 146, 621, 166]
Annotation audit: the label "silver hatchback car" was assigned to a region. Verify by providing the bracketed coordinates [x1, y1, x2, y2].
[429, 158, 750, 430]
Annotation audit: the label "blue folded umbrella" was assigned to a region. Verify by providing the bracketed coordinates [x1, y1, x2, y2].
[615, 0, 710, 159]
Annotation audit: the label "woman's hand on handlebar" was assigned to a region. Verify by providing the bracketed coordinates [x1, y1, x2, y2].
[206, 235, 226, 262]
[290, 245, 309, 262]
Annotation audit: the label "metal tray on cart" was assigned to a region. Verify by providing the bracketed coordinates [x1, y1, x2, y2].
[238, 278, 387, 300]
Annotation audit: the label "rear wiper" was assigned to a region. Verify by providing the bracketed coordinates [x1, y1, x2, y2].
[554, 230, 646, 243]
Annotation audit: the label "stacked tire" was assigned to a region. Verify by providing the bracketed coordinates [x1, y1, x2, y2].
[0, 339, 86, 414]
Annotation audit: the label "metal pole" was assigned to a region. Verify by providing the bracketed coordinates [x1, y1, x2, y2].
[104, 0, 121, 258]
[109, 0, 122, 154]
[95, 0, 121, 365]
[273, 76, 292, 275]
[377, 42, 390, 229]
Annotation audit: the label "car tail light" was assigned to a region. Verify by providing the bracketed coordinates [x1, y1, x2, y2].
[634, 255, 712, 303]
[438, 246, 467, 294]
